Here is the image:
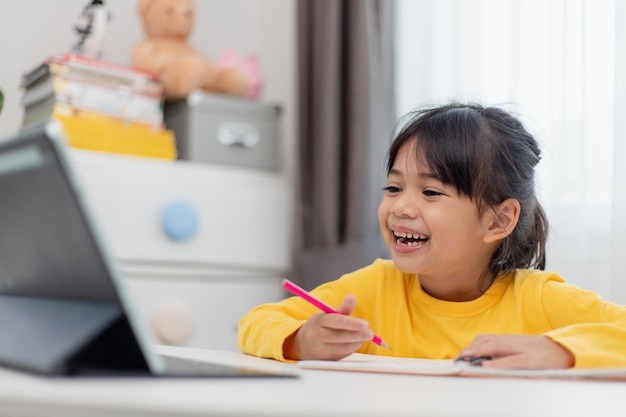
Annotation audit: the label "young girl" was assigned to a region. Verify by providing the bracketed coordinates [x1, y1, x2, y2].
[238, 103, 626, 369]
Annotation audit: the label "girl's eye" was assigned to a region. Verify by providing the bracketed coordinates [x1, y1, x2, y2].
[423, 189, 443, 197]
[383, 186, 401, 193]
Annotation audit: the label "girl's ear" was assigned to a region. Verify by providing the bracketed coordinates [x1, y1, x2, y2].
[484, 199, 521, 243]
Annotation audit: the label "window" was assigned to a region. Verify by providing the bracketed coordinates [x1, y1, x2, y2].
[395, 0, 622, 301]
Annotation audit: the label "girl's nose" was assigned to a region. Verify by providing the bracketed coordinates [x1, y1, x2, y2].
[390, 194, 419, 218]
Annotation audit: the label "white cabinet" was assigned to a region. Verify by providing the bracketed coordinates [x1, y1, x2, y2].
[69, 150, 292, 352]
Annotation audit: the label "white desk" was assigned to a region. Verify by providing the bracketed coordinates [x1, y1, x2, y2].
[0, 346, 624, 417]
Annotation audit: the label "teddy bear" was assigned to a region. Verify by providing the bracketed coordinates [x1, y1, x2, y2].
[130, 0, 261, 100]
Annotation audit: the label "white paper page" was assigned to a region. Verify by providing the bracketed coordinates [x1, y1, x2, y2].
[298, 353, 626, 380]
[298, 353, 462, 376]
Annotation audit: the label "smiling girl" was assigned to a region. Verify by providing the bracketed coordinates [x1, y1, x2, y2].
[238, 103, 626, 369]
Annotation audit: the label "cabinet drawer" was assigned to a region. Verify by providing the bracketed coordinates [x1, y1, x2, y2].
[125, 273, 285, 352]
[70, 150, 292, 273]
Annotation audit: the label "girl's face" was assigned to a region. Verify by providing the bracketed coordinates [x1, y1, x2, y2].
[377, 142, 498, 301]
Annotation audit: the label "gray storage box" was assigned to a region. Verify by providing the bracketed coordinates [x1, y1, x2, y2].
[164, 91, 281, 171]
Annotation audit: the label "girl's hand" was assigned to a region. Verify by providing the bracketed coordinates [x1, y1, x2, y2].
[283, 294, 373, 361]
[458, 335, 575, 369]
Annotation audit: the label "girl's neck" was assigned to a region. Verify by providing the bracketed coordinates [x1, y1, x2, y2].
[418, 272, 495, 302]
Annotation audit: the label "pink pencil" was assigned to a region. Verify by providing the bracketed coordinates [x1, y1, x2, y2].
[282, 279, 391, 350]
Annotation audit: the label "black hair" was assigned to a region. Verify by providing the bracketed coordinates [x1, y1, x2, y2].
[386, 103, 548, 283]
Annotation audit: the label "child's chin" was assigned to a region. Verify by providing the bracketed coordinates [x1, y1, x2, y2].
[391, 255, 422, 273]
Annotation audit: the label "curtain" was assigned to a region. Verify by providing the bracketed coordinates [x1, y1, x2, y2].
[396, 0, 626, 302]
[296, 0, 396, 290]
[610, 0, 626, 303]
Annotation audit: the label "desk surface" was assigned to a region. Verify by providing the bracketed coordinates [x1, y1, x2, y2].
[0, 345, 624, 417]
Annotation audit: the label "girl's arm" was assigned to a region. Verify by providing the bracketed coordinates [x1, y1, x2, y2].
[458, 279, 626, 369]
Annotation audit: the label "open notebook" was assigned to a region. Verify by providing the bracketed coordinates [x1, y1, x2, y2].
[298, 353, 626, 381]
[0, 123, 296, 378]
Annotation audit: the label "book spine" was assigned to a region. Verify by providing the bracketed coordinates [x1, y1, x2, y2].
[20, 78, 54, 107]
[52, 53, 160, 81]
[52, 103, 164, 130]
[50, 63, 163, 97]
[52, 77, 163, 128]
[50, 70, 163, 100]
[20, 62, 51, 88]
[55, 112, 177, 160]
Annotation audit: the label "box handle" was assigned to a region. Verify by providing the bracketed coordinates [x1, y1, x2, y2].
[217, 122, 260, 148]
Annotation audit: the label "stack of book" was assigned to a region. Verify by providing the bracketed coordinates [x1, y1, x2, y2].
[20, 53, 177, 160]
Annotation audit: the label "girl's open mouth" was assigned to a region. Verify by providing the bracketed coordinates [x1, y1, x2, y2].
[394, 231, 429, 247]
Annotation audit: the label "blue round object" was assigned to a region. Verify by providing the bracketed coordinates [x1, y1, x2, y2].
[162, 200, 200, 241]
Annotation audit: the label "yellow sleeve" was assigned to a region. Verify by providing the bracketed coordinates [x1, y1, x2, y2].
[237, 301, 309, 362]
[237, 260, 387, 362]
[541, 280, 626, 368]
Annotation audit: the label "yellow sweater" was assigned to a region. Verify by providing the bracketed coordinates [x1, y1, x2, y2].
[238, 259, 626, 368]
